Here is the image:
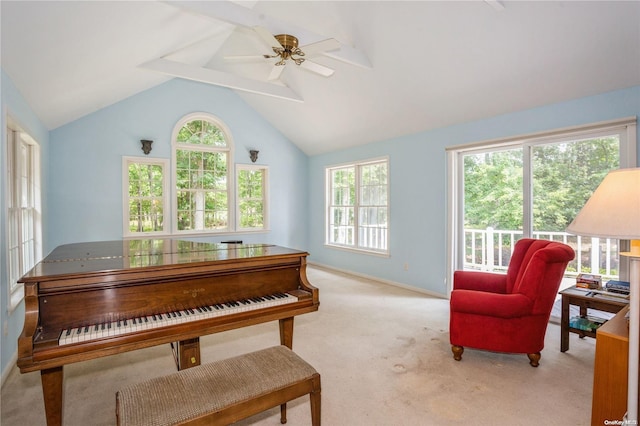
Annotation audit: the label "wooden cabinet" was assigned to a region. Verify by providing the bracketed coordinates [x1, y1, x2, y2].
[591, 306, 632, 425]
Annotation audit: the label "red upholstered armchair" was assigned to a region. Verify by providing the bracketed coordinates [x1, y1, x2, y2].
[449, 238, 575, 367]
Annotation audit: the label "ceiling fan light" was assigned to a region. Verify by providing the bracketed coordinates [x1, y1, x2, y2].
[274, 34, 299, 51]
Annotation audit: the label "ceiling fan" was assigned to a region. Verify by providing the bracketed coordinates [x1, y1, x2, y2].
[143, 1, 370, 102]
[226, 26, 341, 81]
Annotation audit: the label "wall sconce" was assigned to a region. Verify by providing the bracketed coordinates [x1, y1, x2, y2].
[249, 150, 259, 163]
[140, 139, 153, 155]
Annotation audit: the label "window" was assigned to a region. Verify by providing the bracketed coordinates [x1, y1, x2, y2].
[123, 114, 270, 237]
[6, 119, 42, 310]
[236, 165, 269, 231]
[123, 157, 169, 236]
[173, 114, 234, 234]
[326, 157, 389, 254]
[447, 118, 637, 291]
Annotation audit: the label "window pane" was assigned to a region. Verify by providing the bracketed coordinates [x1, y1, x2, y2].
[533, 136, 620, 278]
[327, 160, 388, 253]
[332, 167, 354, 206]
[238, 168, 267, 230]
[358, 162, 388, 251]
[174, 116, 231, 233]
[463, 149, 523, 270]
[177, 119, 228, 147]
[7, 130, 41, 302]
[126, 159, 167, 235]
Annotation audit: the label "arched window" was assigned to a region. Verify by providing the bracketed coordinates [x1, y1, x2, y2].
[172, 113, 234, 233]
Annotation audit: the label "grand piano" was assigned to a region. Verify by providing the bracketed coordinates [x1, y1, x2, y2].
[17, 239, 319, 426]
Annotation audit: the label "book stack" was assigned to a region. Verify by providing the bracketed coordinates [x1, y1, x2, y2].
[605, 279, 630, 295]
[576, 273, 602, 289]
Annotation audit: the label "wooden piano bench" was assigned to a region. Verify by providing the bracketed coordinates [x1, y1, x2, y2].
[116, 345, 321, 426]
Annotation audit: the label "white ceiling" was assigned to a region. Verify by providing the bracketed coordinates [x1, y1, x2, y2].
[2, 1, 639, 155]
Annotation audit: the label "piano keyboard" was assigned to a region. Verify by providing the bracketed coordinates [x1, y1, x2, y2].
[58, 293, 298, 346]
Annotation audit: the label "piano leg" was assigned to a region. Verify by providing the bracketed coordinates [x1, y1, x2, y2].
[278, 317, 295, 423]
[279, 317, 294, 349]
[41, 366, 64, 426]
[172, 338, 201, 370]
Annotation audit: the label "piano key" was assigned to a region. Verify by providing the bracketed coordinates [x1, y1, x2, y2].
[58, 292, 299, 346]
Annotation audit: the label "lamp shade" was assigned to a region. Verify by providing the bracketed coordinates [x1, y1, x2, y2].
[566, 168, 640, 240]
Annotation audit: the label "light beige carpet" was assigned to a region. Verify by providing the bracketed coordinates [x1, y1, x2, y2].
[1, 266, 596, 425]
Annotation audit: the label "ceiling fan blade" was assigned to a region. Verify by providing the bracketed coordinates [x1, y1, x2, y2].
[139, 58, 303, 102]
[300, 38, 340, 57]
[268, 65, 285, 81]
[300, 60, 334, 78]
[224, 55, 273, 62]
[253, 26, 282, 49]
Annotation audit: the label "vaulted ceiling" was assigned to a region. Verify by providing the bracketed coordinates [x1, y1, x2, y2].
[2, 1, 639, 155]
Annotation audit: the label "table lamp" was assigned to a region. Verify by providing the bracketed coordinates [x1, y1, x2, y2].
[566, 167, 640, 423]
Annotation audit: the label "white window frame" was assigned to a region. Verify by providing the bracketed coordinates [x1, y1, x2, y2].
[171, 113, 235, 235]
[5, 116, 42, 312]
[325, 156, 390, 256]
[236, 164, 269, 232]
[122, 156, 170, 237]
[446, 117, 637, 294]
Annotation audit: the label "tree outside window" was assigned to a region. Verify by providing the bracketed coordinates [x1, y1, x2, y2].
[174, 115, 232, 233]
[124, 158, 168, 235]
[237, 165, 268, 230]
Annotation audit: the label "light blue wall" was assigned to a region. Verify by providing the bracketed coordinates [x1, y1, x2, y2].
[308, 86, 640, 296]
[1, 70, 50, 380]
[48, 78, 310, 251]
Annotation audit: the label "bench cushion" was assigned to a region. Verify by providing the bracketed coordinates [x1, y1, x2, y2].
[116, 345, 318, 426]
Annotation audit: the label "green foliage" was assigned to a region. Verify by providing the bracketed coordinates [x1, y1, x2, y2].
[238, 169, 265, 228]
[464, 150, 523, 230]
[464, 137, 619, 232]
[532, 137, 618, 232]
[128, 162, 164, 232]
[176, 120, 227, 147]
[173, 119, 230, 231]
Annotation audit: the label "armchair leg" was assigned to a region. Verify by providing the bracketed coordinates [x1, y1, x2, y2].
[527, 353, 541, 367]
[452, 345, 464, 361]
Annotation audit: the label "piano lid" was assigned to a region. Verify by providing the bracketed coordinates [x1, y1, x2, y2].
[19, 240, 307, 283]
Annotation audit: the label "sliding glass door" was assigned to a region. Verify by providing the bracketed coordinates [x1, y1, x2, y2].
[448, 119, 636, 290]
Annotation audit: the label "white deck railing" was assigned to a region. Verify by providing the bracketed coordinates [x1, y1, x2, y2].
[464, 228, 618, 279]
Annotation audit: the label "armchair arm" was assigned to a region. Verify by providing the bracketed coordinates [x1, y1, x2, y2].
[450, 290, 533, 318]
[453, 270, 508, 293]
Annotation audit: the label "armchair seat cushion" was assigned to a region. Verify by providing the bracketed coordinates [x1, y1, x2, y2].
[450, 291, 533, 318]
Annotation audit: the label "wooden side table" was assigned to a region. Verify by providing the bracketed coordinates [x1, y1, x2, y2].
[559, 285, 628, 352]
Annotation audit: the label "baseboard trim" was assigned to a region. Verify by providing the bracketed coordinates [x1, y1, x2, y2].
[1, 351, 17, 388]
[307, 261, 447, 300]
